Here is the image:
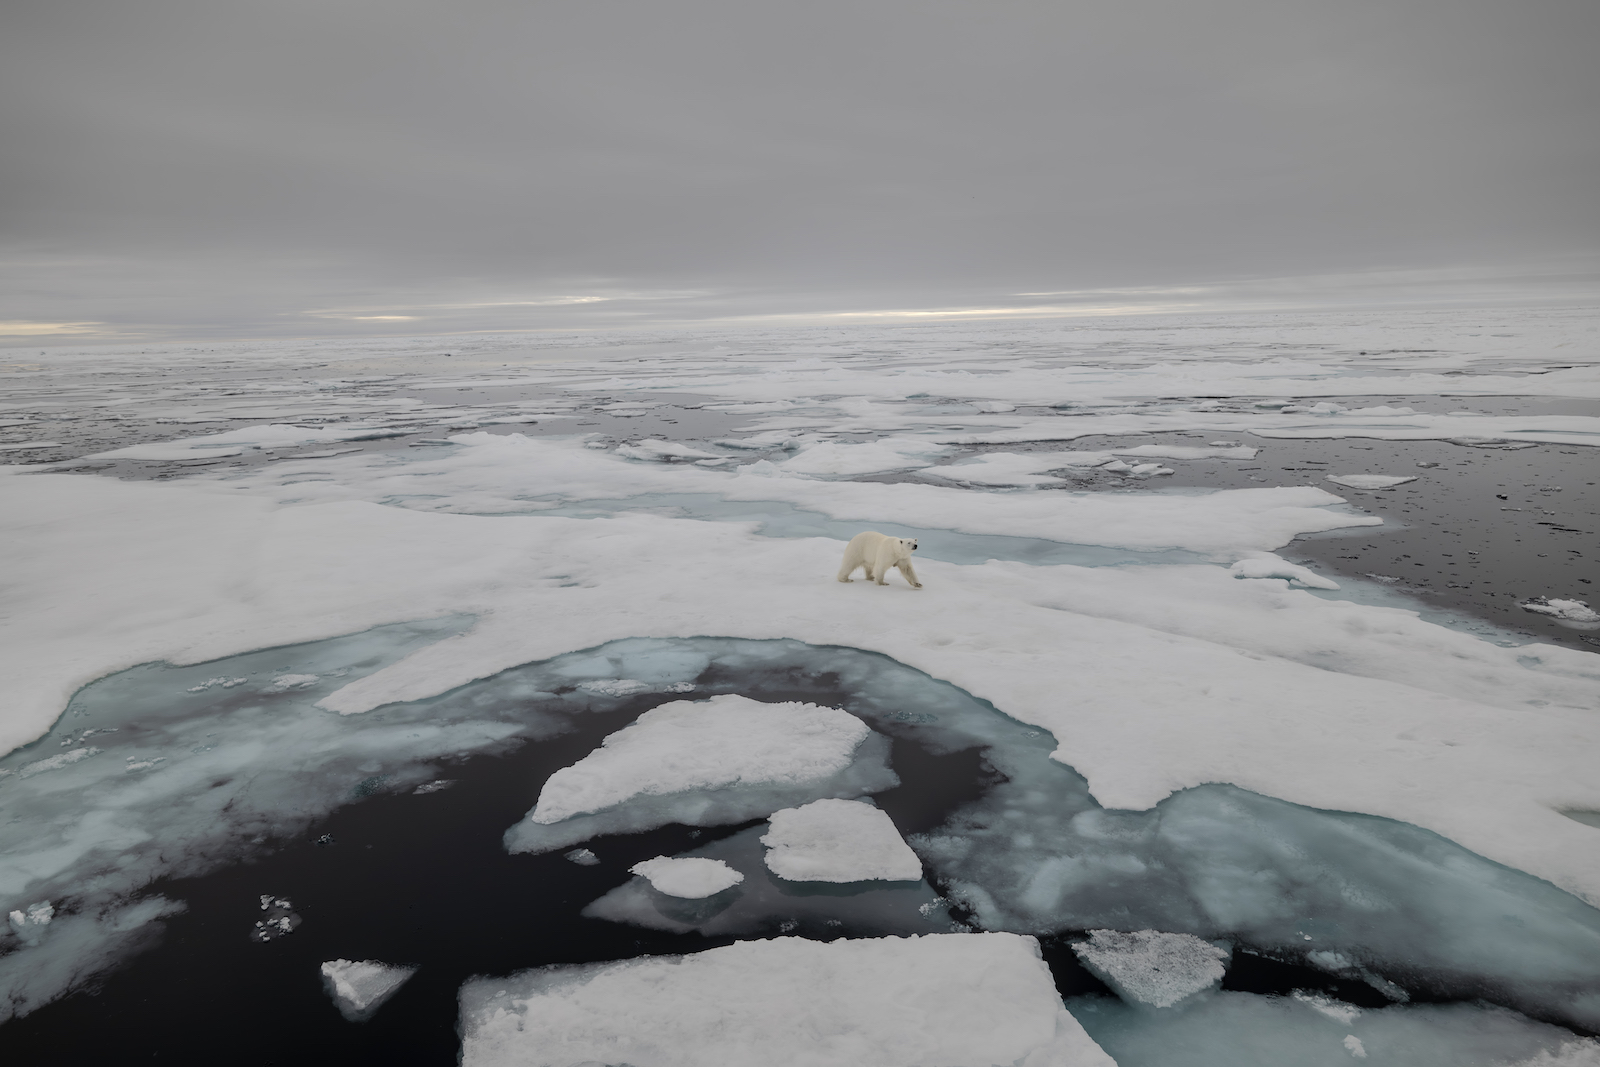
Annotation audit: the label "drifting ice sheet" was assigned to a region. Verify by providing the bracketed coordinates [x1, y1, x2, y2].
[458, 933, 1115, 1067]
[1071, 929, 1230, 1009]
[504, 694, 899, 855]
[527, 695, 871, 823]
[320, 959, 418, 1022]
[629, 856, 744, 898]
[762, 799, 923, 883]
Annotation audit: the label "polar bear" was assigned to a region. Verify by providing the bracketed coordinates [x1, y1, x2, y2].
[836, 531, 922, 588]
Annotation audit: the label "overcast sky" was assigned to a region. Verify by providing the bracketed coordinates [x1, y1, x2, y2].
[2, 0, 1595, 344]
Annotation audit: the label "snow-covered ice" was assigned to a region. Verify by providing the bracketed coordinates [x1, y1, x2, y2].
[1520, 598, 1600, 629]
[628, 856, 744, 898]
[1070, 929, 1230, 1008]
[319, 959, 418, 1022]
[761, 799, 923, 883]
[1230, 553, 1341, 589]
[458, 933, 1114, 1067]
[505, 694, 897, 855]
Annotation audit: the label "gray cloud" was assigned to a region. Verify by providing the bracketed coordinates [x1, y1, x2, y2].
[2, 0, 1595, 341]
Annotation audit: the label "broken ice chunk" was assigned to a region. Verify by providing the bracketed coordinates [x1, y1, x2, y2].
[629, 856, 744, 898]
[458, 933, 1115, 1067]
[413, 778, 456, 794]
[527, 694, 871, 824]
[1292, 990, 1363, 1025]
[1344, 1034, 1368, 1058]
[504, 695, 897, 855]
[1230, 554, 1340, 590]
[761, 799, 923, 883]
[1519, 598, 1600, 630]
[320, 959, 418, 1022]
[1071, 929, 1230, 1009]
[250, 895, 301, 942]
[574, 678, 651, 697]
[565, 848, 600, 866]
[8, 901, 54, 946]
[262, 673, 319, 693]
[614, 440, 724, 462]
[1326, 474, 1418, 490]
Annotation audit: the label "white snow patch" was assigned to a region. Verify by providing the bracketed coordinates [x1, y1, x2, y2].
[458, 933, 1114, 1067]
[629, 856, 745, 898]
[1071, 929, 1230, 1008]
[1344, 1034, 1368, 1058]
[320, 959, 418, 1022]
[18, 747, 100, 779]
[761, 799, 923, 883]
[527, 695, 872, 824]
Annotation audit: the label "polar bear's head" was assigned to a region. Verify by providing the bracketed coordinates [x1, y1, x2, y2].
[901, 538, 918, 552]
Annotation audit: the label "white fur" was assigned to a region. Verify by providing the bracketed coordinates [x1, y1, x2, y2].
[836, 531, 922, 589]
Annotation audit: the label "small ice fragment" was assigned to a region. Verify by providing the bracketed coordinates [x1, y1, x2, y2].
[574, 678, 651, 697]
[413, 779, 456, 795]
[1416, 460, 1439, 468]
[1071, 929, 1230, 1009]
[263, 673, 319, 693]
[1326, 474, 1418, 490]
[251, 896, 301, 942]
[761, 799, 923, 883]
[1293, 990, 1362, 1025]
[8, 901, 54, 946]
[975, 401, 1016, 413]
[565, 848, 600, 866]
[320, 959, 419, 1022]
[1519, 598, 1600, 629]
[614, 440, 724, 462]
[18, 747, 100, 779]
[1306, 402, 1345, 415]
[1344, 1035, 1368, 1058]
[1101, 460, 1132, 473]
[629, 856, 745, 898]
[1230, 555, 1340, 590]
[1128, 463, 1173, 476]
[1207, 440, 1238, 447]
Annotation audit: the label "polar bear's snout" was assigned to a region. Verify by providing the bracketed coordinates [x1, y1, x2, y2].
[835, 531, 924, 589]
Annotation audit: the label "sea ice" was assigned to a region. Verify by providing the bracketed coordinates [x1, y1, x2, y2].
[564, 848, 600, 866]
[628, 856, 744, 898]
[525, 695, 871, 823]
[1070, 929, 1230, 1009]
[7, 902, 54, 947]
[761, 799, 923, 883]
[1519, 598, 1600, 629]
[319, 958, 418, 1022]
[458, 933, 1114, 1067]
[1230, 554, 1341, 589]
[505, 695, 898, 855]
[1325, 474, 1419, 490]
[614, 440, 726, 463]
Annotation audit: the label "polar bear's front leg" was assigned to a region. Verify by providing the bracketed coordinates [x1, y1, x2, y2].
[897, 559, 923, 589]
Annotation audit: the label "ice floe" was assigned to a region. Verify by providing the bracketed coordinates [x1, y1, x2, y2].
[458, 933, 1114, 1067]
[1070, 929, 1230, 1009]
[761, 799, 923, 883]
[505, 695, 897, 855]
[1520, 598, 1600, 629]
[628, 856, 744, 898]
[319, 959, 418, 1022]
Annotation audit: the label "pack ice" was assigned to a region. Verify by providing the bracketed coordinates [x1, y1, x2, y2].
[319, 959, 418, 1022]
[458, 933, 1114, 1067]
